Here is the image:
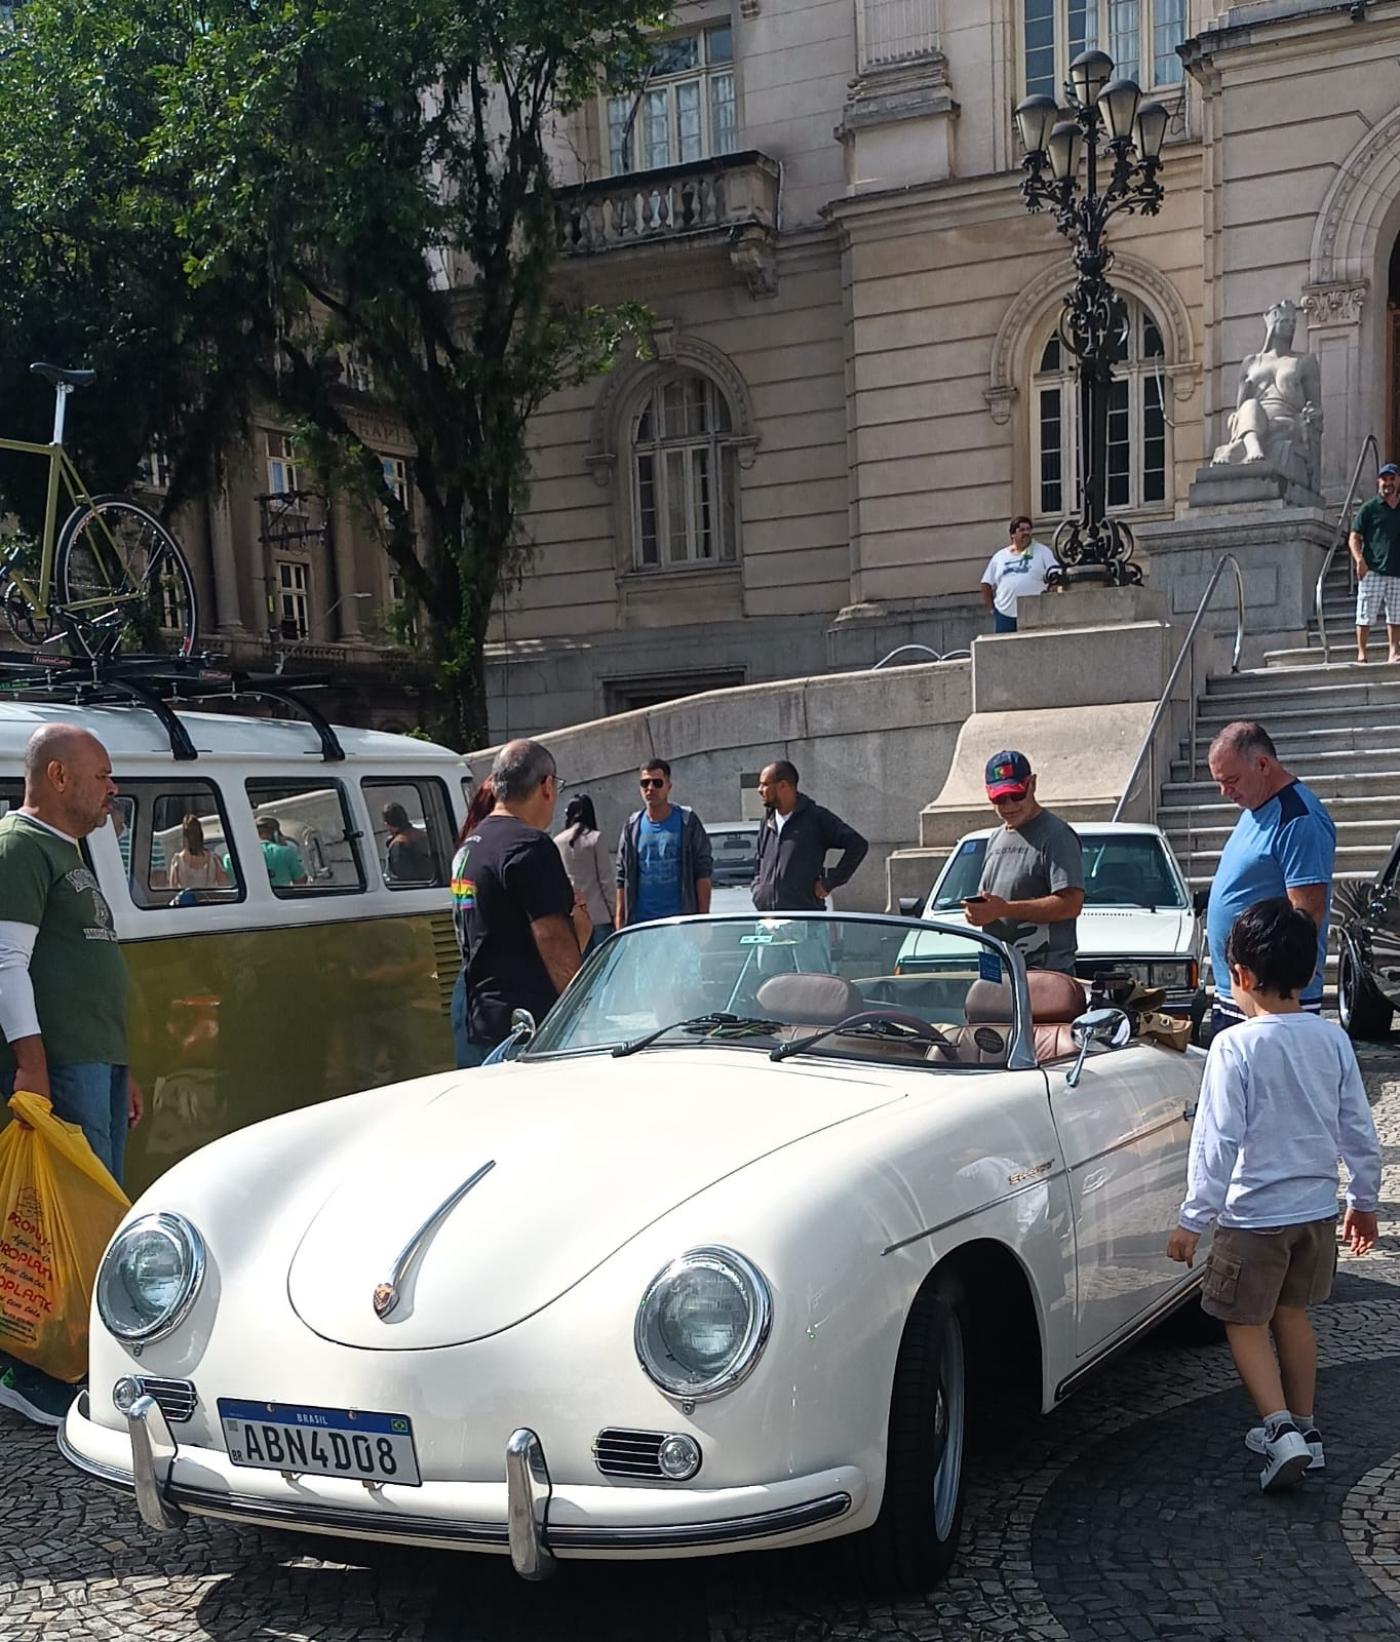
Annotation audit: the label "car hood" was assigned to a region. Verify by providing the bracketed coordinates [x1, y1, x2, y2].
[920, 905, 1193, 957]
[286, 1052, 904, 1350]
[1074, 906, 1195, 957]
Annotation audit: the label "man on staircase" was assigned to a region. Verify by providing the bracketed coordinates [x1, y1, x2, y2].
[1349, 462, 1400, 665]
[1205, 721, 1336, 1040]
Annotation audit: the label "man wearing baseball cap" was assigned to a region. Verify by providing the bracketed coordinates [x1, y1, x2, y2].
[962, 750, 1084, 974]
[1349, 462, 1400, 663]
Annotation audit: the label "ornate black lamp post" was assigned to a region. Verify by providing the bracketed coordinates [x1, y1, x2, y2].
[1015, 52, 1170, 587]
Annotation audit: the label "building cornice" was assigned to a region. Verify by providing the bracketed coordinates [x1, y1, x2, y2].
[822, 148, 1202, 242]
[1182, 1, 1394, 71]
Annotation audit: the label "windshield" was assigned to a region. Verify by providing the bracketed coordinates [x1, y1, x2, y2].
[706, 826, 759, 887]
[931, 833, 1187, 911]
[529, 915, 1017, 1067]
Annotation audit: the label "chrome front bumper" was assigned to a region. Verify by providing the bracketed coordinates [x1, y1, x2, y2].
[59, 1393, 856, 1577]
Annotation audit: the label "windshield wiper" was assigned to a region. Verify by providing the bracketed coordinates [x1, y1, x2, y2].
[770, 1012, 946, 1063]
[612, 1012, 784, 1058]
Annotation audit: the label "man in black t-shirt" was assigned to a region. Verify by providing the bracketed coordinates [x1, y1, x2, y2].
[455, 739, 582, 1051]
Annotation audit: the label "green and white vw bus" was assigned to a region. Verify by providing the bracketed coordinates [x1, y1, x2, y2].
[0, 700, 465, 1195]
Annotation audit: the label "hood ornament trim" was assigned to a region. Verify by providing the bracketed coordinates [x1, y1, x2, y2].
[373, 1158, 497, 1320]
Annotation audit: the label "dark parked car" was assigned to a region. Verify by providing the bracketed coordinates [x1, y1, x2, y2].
[1337, 830, 1400, 1040]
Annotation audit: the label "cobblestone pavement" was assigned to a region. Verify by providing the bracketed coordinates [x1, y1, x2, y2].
[5, 1045, 1400, 1642]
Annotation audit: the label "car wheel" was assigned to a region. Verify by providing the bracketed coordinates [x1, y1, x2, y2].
[1339, 945, 1393, 1042]
[847, 1271, 967, 1594]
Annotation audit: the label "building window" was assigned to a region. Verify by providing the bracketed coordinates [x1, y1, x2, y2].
[386, 567, 419, 644]
[138, 441, 172, 493]
[631, 372, 739, 569]
[266, 431, 302, 496]
[859, 0, 940, 69]
[1022, 0, 1185, 99]
[1032, 298, 1168, 519]
[275, 558, 311, 639]
[341, 346, 375, 393]
[607, 24, 736, 175]
[380, 455, 408, 504]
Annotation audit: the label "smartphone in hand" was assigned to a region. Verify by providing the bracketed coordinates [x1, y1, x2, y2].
[962, 895, 988, 905]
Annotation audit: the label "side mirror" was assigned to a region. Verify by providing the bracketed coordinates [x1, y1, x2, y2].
[897, 895, 924, 917]
[509, 1007, 537, 1046]
[1065, 1007, 1131, 1088]
[1191, 887, 1210, 916]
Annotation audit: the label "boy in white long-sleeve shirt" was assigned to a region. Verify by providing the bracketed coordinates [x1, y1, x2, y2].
[1166, 897, 1381, 1493]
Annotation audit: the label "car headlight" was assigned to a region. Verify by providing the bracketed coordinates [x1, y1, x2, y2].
[96, 1213, 205, 1344]
[635, 1246, 772, 1401]
[1150, 961, 1197, 990]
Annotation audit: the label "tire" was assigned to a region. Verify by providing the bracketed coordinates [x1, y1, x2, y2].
[1339, 944, 1393, 1042]
[55, 495, 198, 659]
[847, 1271, 968, 1594]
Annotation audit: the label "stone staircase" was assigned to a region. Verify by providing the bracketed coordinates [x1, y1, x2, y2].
[1158, 558, 1398, 992]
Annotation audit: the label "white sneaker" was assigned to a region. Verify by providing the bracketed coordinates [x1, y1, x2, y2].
[1246, 1423, 1324, 1472]
[1255, 1422, 1313, 1492]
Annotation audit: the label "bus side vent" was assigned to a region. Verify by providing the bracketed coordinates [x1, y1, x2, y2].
[429, 912, 459, 1014]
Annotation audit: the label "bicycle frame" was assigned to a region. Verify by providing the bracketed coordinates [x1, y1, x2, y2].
[0, 384, 123, 619]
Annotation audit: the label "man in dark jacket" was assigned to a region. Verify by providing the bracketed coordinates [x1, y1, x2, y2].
[752, 760, 868, 911]
[615, 759, 713, 927]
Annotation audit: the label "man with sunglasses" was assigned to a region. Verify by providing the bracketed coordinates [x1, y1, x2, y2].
[962, 750, 1084, 974]
[615, 759, 713, 928]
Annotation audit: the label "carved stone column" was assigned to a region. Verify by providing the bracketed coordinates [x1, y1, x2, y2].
[329, 493, 363, 640]
[1302, 280, 1368, 499]
[207, 485, 247, 634]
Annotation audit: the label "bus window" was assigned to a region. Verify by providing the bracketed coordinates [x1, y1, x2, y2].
[114, 781, 244, 909]
[244, 779, 364, 896]
[362, 778, 453, 888]
[0, 781, 19, 817]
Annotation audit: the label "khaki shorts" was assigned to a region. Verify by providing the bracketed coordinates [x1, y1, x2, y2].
[1200, 1218, 1338, 1325]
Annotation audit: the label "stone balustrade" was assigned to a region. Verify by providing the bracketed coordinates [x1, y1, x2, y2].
[555, 151, 780, 264]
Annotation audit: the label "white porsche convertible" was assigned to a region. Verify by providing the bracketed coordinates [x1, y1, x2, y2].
[62, 912, 1207, 1591]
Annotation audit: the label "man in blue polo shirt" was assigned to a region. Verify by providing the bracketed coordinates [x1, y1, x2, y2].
[1205, 720, 1335, 1037]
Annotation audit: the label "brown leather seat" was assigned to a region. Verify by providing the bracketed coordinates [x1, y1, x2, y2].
[931, 970, 1088, 1065]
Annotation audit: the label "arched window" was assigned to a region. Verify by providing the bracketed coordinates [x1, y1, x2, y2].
[1032, 298, 1168, 520]
[630, 371, 739, 568]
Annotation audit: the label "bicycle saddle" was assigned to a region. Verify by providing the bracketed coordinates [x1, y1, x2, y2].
[29, 361, 96, 388]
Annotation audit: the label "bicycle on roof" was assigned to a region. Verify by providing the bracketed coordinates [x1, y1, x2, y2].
[0, 362, 198, 661]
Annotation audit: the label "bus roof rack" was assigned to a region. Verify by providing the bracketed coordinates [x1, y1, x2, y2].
[0, 649, 347, 763]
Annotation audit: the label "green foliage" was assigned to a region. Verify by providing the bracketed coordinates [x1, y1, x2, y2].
[0, 0, 662, 746]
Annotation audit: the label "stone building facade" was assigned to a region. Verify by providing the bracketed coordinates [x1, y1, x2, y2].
[142, 1, 1400, 741]
[146, 393, 435, 732]
[484, 0, 1400, 739]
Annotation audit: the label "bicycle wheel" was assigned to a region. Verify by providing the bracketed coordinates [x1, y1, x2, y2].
[55, 495, 198, 659]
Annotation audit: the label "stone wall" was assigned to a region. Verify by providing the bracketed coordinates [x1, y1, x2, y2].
[468, 658, 974, 912]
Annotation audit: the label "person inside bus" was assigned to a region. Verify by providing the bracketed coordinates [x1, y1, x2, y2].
[254, 815, 307, 888]
[168, 813, 229, 894]
[383, 801, 435, 883]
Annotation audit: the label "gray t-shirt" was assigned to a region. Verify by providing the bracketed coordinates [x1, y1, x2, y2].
[977, 809, 1083, 974]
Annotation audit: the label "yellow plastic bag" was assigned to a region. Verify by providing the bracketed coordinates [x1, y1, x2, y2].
[0, 1091, 130, 1383]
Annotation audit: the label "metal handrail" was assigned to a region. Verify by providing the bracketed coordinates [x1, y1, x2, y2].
[871, 644, 971, 669]
[1112, 553, 1246, 823]
[1315, 433, 1378, 662]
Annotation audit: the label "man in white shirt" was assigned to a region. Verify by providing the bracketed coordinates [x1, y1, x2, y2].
[979, 516, 1059, 633]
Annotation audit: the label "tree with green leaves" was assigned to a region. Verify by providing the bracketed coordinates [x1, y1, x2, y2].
[0, 0, 661, 747]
